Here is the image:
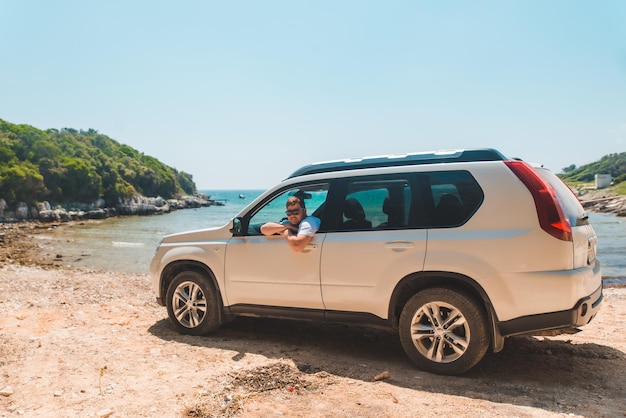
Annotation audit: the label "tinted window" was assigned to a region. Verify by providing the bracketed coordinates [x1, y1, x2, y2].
[337, 178, 412, 231]
[423, 171, 483, 228]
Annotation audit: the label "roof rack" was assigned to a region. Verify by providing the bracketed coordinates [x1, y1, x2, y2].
[287, 148, 508, 178]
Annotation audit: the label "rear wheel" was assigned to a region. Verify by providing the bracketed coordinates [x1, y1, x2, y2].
[166, 271, 221, 335]
[399, 287, 489, 375]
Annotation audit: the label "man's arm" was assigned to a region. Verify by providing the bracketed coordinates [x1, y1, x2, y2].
[282, 229, 315, 252]
[282, 216, 320, 252]
[262, 222, 311, 251]
[260, 222, 296, 236]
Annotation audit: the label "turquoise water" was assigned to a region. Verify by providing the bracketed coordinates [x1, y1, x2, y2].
[38, 190, 626, 281]
[40, 190, 265, 273]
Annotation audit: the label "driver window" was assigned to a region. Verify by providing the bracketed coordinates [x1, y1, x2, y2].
[247, 184, 329, 235]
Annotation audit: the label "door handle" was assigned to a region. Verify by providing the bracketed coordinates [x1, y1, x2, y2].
[302, 244, 317, 253]
[384, 241, 414, 251]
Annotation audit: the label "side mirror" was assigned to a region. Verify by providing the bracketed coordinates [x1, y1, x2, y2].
[231, 217, 243, 235]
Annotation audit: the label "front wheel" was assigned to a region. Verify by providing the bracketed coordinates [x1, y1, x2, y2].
[166, 271, 222, 335]
[399, 287, 489, 375]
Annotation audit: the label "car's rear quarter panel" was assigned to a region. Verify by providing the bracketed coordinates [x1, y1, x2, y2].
[423, 163, 602, 322]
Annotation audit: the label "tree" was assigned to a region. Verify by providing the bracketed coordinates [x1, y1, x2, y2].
[0, 162, 46, 205]
[559, 152, 626, 184]
[0, 117, 199, 205]
[177, 171, 195, 195]
[562, 164, 576, 173]
[59, 157, 101, 202]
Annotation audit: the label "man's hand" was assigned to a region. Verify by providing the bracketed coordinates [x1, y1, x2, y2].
[260, 222, 295, 236]
[281, 224, 298, 238]
[282, 230, 315, 252]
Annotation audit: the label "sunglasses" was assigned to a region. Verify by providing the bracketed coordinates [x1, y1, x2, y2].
[285, 209, 301, 216]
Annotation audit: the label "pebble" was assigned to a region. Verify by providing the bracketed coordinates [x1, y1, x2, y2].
[0, 385, 13, 396]
[373, 371, 390, 381]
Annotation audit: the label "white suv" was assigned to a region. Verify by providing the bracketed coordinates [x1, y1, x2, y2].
[150, 148, 603, 375]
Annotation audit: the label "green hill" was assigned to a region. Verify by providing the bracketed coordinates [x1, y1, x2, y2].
[0, 118, 196, 207]
[559, 152, 626, 188]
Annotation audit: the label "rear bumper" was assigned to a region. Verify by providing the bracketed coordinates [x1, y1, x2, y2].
[498, 283, 603, 337]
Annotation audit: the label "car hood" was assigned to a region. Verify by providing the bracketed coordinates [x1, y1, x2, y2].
[160, 221, 233, 244]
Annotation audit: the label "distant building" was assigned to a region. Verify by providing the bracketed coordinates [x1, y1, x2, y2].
[595, 174, 612, 189]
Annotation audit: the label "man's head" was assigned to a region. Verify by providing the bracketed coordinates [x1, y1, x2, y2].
[285, 196, 306, 225]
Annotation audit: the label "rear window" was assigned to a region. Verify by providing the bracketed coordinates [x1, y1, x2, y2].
[422, 171, 484, 228]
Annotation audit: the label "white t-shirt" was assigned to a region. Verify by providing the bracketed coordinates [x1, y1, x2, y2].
[296, 216, 321, 237]
[283, 215, 320, 237]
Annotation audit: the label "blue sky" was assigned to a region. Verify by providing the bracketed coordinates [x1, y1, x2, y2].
[1, 1, 625, 189]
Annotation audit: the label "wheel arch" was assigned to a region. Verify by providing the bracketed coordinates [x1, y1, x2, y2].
[159, 260, 222, 307]
[388, 271, 503, 352]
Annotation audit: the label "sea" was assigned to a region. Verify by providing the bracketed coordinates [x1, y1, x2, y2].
[37, 189, 626, 284]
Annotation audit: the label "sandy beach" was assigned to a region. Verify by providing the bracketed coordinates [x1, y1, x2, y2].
[1, 211, 625, 417]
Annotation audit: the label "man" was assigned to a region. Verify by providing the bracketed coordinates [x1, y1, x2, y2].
[260, 195, 320, 252]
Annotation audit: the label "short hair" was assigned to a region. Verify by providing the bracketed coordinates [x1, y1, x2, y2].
[286, 196, 305, 208]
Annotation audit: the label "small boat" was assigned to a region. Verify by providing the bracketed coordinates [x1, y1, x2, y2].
[239, 194, 246, 199]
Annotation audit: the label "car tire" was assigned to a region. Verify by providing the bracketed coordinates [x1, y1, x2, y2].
[166, 271, 222, 336]
[399, 287, 489, 375]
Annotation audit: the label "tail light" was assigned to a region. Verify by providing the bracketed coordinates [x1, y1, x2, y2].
[504, 160, 572, 241]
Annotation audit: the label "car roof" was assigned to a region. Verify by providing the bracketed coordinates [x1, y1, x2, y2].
[287, 148, 508, 178]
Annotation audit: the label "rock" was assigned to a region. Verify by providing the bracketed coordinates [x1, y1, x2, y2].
[38, 210, 58, 222]
[96, 408, 114, 417]
[3, 210, 16, 221]
[37, 201, 52, 212]
[0, 385, 14, 396]
[85, 209, 108, 219]
[16, 202, 29, 220]
[0, 192, 219, 225]
[373, 371, 390, 381]
[578, 191, 626, 217]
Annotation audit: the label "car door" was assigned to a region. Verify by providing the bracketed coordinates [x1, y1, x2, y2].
[320, 176, 427, 319]
[224, 184, 328, 310]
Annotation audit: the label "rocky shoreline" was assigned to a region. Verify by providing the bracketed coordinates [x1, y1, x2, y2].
[577, 189, 626, 217]
[1, 190, 624, 276]
[0, 192, 223, 223]
[0, 192, 223, 269]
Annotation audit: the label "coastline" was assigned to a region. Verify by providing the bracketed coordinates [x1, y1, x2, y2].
[0, 220, 73, 269]
[0, 192, 222, 224]
[1, 217, 624, 289]
[576, 188, 626, 217]
[1, 191, 625, 285]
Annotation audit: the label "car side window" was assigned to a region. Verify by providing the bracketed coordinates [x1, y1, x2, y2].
[246, 184, 329, 235]
[425, 171, 483, 227]
[338, 178, 411, 231]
